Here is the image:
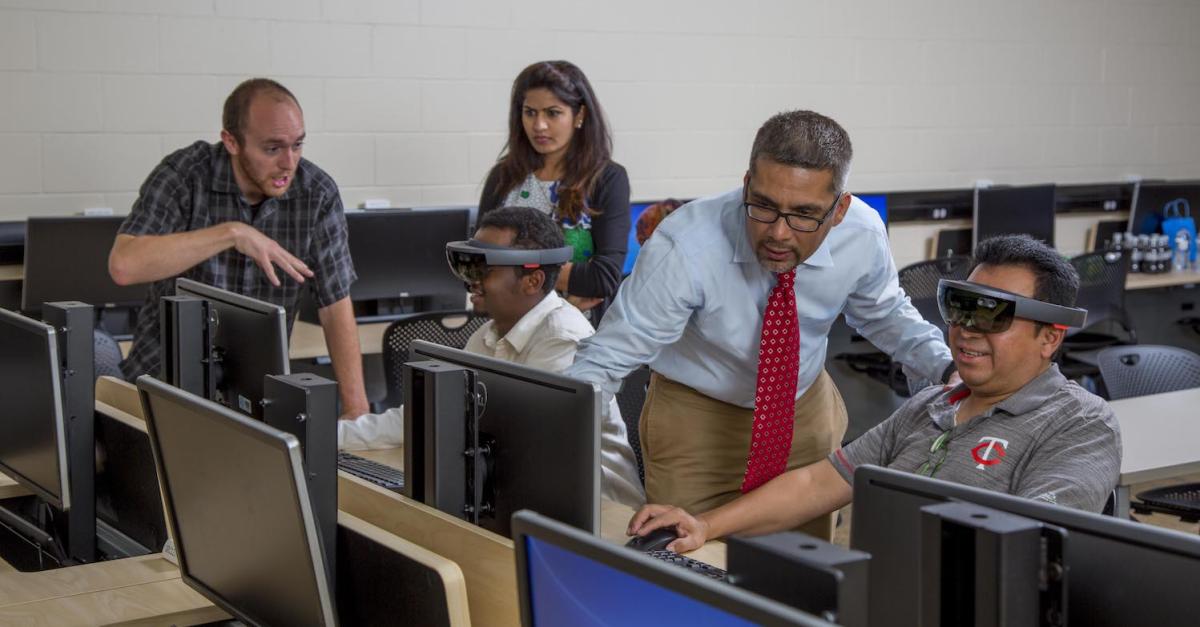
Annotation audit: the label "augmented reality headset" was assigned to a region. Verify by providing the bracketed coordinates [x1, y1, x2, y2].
[936, 279, 1087, 333]
[445, 239, 574, 284]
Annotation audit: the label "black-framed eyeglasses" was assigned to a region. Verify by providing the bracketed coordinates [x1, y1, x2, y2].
[918, 430, 952, 477]
[743, 185, 841, 233]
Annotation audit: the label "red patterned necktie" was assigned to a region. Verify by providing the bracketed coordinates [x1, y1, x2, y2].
[741, 269, 799, 493]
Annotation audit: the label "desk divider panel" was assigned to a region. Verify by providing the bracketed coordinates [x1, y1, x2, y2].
[96, 376, 142, 420]
[337, 511, 470, 627]
[338, 472, 519, 627]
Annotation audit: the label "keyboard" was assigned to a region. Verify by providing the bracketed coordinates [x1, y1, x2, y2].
[337, 452, 405, 492]
[646, 549, 727, 582]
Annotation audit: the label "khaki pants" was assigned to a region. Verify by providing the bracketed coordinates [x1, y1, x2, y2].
[639, 370, 848, 541]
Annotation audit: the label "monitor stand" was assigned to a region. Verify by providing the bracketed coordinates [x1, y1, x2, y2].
[0, 498, 145, 572]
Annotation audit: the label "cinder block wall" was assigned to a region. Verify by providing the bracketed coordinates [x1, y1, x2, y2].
[1, 0, 1198, 220]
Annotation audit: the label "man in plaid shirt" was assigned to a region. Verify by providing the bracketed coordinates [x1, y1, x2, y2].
[109, 78, 368, 419]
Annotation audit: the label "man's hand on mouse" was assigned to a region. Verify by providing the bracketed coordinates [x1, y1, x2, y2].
[627, 504, 710, 553]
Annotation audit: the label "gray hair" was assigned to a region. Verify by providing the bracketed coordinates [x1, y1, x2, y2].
[748, 110, 853, 194]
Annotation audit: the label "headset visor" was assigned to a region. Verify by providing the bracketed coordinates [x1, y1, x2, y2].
[936, 279, 1087, 333]
[445, 239, 574, 285]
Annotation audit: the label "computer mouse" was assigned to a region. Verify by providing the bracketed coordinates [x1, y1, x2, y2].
[625, 526, 679, 552]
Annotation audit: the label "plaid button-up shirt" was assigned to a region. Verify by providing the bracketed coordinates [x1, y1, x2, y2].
[119, 141, 356, 379]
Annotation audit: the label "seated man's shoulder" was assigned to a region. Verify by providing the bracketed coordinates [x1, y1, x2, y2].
[1037, 378, 1122, 446]
[542, 298, 594, 343]
[905, 383, 955, 411]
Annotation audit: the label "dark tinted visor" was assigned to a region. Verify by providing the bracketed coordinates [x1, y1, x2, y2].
[937, 279, 1088, 333]
[938, 284, 1017, 333]
[445, 247, 488, 285]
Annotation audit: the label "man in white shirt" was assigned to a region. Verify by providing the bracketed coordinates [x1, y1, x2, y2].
[340, 206, 644, 507]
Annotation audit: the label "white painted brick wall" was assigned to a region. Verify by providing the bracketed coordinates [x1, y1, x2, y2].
[0, 0, 1198, 220]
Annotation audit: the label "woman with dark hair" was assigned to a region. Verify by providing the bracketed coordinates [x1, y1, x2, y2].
[479, 60, 630, 319]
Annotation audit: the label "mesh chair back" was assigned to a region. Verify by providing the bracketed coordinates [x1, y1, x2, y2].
[897, 255, 972, 331]
[1096, 345, 1200, 400]
[94, 328, 124, 381]
[381, 311, 489, 409]
[1070, 250, 1131, 333]
[615, 366, 651, 483]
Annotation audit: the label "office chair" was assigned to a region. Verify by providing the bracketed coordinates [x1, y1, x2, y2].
[94, 328, 125, 381]
[615, 366, 651, 484]
[835, 256, 972, 397]
[1096, 344, 1200, 400]
[1058, 250, 1136, 383]
[1098, 344, 1200, 525]
[897, 255, 973, 334]
[380, 311, 489, 410]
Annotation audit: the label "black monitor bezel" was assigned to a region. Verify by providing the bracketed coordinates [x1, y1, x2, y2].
[20, 215, 149, 312]
[0, 308, 71, 510]
[853, 465, 1200, 627]
[408, 339, 601, 536]
[511, 510, 835, 627]
[344, 207, 470, 302]
[137, 374, 336, 627]
[972, 183, 1057, 249]
[174, 278, 290, 416]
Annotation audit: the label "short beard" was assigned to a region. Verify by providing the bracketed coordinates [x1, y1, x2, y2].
[755, 246, 799, 273]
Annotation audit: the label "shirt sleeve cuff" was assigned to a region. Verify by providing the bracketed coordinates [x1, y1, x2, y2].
[828, 448, 856, 485]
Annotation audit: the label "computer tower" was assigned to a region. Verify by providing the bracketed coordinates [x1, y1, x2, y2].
[263, 372, 339, 586]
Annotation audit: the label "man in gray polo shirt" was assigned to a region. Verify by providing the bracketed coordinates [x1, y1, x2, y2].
[627, 234, 1122, 553]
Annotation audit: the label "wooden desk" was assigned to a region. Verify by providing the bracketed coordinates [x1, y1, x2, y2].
[0, 264, 20, 281]
[346, 447, 725, 627]
[290, 320, 390, 360]
[1125, 268, 1200, 290]
[1109, 387, 1200, 516]
[0, 553, 225, 626]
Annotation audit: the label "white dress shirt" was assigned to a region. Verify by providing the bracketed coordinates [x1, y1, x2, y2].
[566, 187, 952, 407]
[339, 291, 645, 508]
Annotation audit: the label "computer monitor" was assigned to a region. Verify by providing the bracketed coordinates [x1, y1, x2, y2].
[406, 340, 600, 538]
[345, 208, 470, 319]
[0, 220, 23, 265]
[623, 201, 656, 275]
[138, 375, 336, 627]
[512, 510, 834, 627]
[0, 304, 99, 567]
[852, 465, 1200, 627]
[854, 193, 888, 226]
[21, 216, 149, 334]
[0, 308, 69, 509]
[972, 184, 1056, 248]
[1128, 181, 1200, 236]
[932, 228, 973, 259]
[172, 278, 290, 419]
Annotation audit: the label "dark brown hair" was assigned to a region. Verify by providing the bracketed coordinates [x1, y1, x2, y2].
[222, 78, 301, 145]
[490, 61, 612, 221]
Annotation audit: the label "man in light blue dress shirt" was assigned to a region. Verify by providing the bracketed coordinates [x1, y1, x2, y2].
[566, 110, 955, 539]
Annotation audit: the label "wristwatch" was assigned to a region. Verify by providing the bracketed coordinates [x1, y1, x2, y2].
[941, 362, 958, 384]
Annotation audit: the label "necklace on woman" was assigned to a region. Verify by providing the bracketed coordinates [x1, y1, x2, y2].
[514, 174, 558, 214]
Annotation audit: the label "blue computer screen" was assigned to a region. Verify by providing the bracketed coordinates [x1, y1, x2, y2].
[524, 536, 757, 626]
[855, 193, 888, 225]
[623, 202, 654, 275]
